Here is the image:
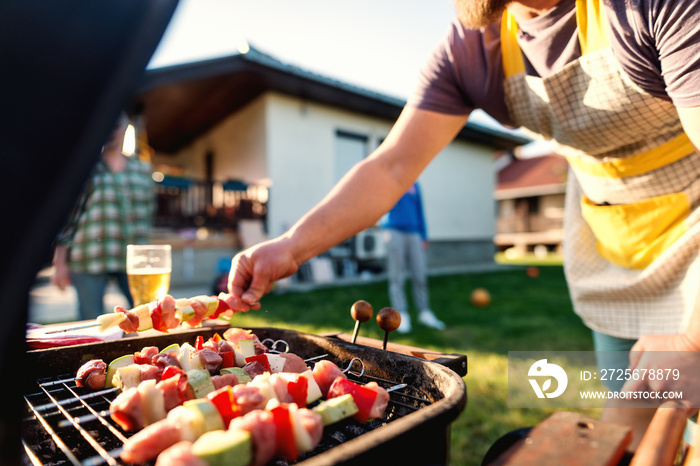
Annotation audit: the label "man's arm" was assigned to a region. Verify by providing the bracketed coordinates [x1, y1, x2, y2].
[225, 106, 469, 311]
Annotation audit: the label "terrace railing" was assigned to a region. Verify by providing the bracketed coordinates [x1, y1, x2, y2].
[153, 176, 267, 230]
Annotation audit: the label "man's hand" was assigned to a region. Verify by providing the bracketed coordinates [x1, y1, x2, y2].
[225, 237, 300, 313]
[51, 245, 71, 290]
[51, 263, 71, 290]
[622, 333, 700, 411]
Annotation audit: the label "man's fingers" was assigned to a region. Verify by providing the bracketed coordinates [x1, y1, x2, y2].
[628, 340, 644, 369]
[621, 377, 645, 393]
[241, 272, 269, 308]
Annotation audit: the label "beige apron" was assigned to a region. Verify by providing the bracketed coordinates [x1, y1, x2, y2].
[502, 0, 700, 339]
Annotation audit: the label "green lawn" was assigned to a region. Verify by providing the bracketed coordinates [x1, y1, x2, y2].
[228, 264, 600, 465]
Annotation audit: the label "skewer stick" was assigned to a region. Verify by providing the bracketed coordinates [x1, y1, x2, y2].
[262, 338, 290, 354]
[343, 357, 366, 377]
[43, 313, 127, 334]
[43, 321, 103, 334]
[386, 383, 407, 393]
[303, 354, 329, 362]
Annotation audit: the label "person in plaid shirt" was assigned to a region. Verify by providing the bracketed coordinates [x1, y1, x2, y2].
[52, 114, 155, 320]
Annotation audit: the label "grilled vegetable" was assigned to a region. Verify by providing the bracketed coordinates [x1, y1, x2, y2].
[105, 355, 135, 388]
[220, 367, 252, 384]
[191, 429, 252, 466]
[312, 393, 359, 426]
[184, 398, 225, 433]
[327, 377, 380, 423]
[187, 369, 216, 399]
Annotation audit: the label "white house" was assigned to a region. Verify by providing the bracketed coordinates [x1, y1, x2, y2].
[130, 46, 529, 286]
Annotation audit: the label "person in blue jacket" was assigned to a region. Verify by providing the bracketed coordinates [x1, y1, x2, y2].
[381, 182, 444, 333]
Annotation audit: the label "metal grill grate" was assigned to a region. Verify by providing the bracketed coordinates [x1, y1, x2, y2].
[22, 363, 430, 465]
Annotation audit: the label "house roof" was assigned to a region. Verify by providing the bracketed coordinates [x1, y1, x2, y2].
[496, 153, 569, 200]
[131, 45, 531, 154]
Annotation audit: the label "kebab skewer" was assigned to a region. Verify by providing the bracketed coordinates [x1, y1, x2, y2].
[124, 397, 325, 466]
[76, 328, 273, 390]
[48, 293, 237, 336]
[108, 355, 380, 433]
[73, 330, 390, 464]
[110, 364, 324, 432]
[116, 293, 234, 334]
[120, 372, 389, 465]
[74, 330, 332, 428]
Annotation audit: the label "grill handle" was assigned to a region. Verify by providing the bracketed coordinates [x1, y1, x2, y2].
[350, 300, 374, 344]
[376, 307, 401, 350]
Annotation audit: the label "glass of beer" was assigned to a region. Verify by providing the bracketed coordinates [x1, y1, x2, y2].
[126, 244, 172, 306]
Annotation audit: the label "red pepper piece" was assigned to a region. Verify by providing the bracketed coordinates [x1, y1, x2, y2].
[245, 354, 271, 373]
[206, 386, 240, 427]
[203, 333, 225, 352]
[161, 365, 186, 380]
[219, 350, 234, 368]
[195, 335, 204, 351]
[287, 376, 308, 407]
[270, 404, 298, 461]
[211, 298, 230, 319]
[327, 377, 378, 423]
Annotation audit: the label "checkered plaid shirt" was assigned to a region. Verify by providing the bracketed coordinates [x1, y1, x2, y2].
[55, 157, 155, 274]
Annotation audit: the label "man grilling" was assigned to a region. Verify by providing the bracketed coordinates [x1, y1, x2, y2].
[224, 0, 700, 452]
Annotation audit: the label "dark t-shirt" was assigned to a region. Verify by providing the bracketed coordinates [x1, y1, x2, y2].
[407, 0, 700, 127]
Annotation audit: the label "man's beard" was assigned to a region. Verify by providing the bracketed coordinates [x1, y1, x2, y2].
[453, 0, 512, 29]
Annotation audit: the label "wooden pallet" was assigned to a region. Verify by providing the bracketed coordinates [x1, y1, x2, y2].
[490, 401, 696, 466]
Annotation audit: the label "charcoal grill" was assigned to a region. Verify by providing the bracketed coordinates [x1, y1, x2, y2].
[4, 3, 466, 464]
[21, 325, 467, 466]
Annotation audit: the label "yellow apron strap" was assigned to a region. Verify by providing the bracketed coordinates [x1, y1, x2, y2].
[501, 9, 525, 78]
[576, 0, 610, 55]
[566, 133, 695, 178]
[502, 0, 610, 78]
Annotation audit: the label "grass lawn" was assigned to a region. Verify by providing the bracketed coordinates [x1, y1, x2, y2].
[227, 263, 601, 465]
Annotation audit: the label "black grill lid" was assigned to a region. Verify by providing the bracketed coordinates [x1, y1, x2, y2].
[1, 1, 178, 463]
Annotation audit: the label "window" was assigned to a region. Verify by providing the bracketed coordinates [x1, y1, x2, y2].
[334, 130, 368, 183]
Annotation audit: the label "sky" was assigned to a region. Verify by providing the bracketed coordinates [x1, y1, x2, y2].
[148, 0, 549, 153]
[148, 0, 458, 100]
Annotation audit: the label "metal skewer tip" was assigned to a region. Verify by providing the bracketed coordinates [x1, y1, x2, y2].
[303, 354, 329, 362]
[387, 383, 407, 393]
[42, 313, 126, 334]
[43, 321, 102, 334]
